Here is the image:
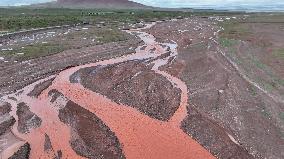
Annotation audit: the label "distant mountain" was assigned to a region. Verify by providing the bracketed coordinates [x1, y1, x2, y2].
[32, 0, 150, 9]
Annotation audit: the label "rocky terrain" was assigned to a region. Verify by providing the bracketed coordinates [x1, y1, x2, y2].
[0, 14, 283, 159]
[151, 17, 284, 158]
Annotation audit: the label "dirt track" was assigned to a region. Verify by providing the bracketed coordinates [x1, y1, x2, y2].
[0, 17, 283, 159]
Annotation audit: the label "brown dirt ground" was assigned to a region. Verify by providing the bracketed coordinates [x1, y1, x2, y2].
[70, 60, 181, 121]
[0, 102, 15, 136]
[152, 17, 284, 159]
[0, 37, 140, 95]
[235, 22, 284, 78]
[28, 77, 55, 97]
[16, 102, 42, 134]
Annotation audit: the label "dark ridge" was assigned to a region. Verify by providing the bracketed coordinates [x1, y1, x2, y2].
[27, 77, 55, 97]
[8, 143, 31, 159]
[0, 102, 12, 115]
[70, 60, 182, 121]
[32, 0, 149, 9]
[58, 100, 125, 158]
[181, 106, 254, 159]
[16, 102, 42, 134]
[0, 115, 15, 136]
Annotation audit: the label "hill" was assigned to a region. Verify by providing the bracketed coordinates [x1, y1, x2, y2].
[32, 0, 149, 9]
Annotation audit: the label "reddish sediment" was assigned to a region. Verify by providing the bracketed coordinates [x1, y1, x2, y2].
[2, 22, 215, 159]
[48, 80, 213, 159]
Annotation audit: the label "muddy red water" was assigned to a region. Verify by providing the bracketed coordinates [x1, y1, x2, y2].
[2, 22, 215, 159]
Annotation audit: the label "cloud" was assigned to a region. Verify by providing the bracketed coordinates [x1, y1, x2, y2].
[0, 0, 53, 6]
[131, 0, 284, 8]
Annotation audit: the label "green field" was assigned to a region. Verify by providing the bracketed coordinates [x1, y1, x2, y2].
[0, 8, 242, 32]
[218, 13, 284, 94]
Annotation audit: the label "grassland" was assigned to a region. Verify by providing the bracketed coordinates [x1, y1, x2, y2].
[273, 48, 284, 59]
[0, 8, 242, 32]
[1, 43, 65, 61]
[218, 13, 284, 96]
[0, 25, 130, 62]
[0, 8, 188, 32]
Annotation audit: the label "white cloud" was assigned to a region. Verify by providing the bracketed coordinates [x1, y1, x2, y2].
[132, 0, 284, 8]
[0, 0, 53, 6]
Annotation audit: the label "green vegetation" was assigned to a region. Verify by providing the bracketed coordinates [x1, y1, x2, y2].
[246, 13, 284, 23]
[219, 38, 237, 47]
[219, 21, 251, 40]
[248, 85, 258, 96]
[0, 8, 83, 32]
[220, 38, 283, 92]
[0, 8, 243, 32]
[0, 26, 128, 61]
[219, 13, 284, 40]
[65, 28, 127, 43]
[219, 38, 242, 66]
[0, 8, 189, 32]
[280, 112, 284, 121]
[1, 43, 65, 60]
[0, 7, 244, 61]
[261, 109, 272, 119]
[273, 48, 284, 59]
[258, 102, 272, 119]
[219, 13, 284, 96]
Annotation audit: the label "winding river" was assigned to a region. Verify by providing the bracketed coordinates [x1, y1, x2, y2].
[1, 22, 215, 159]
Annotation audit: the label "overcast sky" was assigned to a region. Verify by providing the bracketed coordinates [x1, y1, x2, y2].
[0, 0, 284, 10]
[0, 0, 51, 6]
[132, 0, 284, 8]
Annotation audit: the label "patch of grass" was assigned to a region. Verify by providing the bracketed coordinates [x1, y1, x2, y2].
[247, 53, 284, 88]
[258, 102, 272, 119]
[1, 43, 65, 60]
[219, 38, 245, 66]
[65, 27, 127, 44]
[219, 38, 238, 48]
[218, 13, 284, 97]
[248, 85, 258, 96]
[250, 56, 266, 70]
[95, 29, 127, 43]
[272, 48, 284, 59]
[261, 110, 272, 119]
[275, 78, 284, 87]
[280, 112, 284, 121]
[220, 35, 283, 91]
[246, 14, 284, 23]
[280, 131, 284, 139]
[219, 20, 252, 40]
[257, 79, 275, 91]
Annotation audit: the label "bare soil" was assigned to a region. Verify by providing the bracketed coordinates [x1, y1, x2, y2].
[16, 102, 42, 134]
[58, 99, 125, 159]
[151, 17, 284, 159]
[0, 37, 140, 95]
[8, 143, 30, 159]
[70, 60, 181, 121]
